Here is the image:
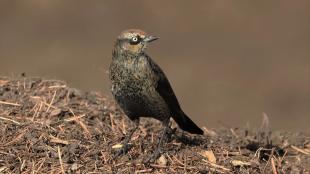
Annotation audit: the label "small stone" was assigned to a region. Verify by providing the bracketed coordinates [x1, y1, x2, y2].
[157, 155, 167, 166]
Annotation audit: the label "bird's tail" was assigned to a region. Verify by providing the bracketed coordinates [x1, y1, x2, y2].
[173, 111, 204, 135]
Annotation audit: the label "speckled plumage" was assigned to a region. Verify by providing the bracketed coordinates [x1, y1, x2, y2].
[109, 29, 203, 162]
[110, 52, 169, 121]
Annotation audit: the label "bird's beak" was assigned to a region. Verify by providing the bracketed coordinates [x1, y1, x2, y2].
[144, 35, 159, 43]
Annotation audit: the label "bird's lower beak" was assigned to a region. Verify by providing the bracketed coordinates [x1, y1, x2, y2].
[144, 35, 159, 43]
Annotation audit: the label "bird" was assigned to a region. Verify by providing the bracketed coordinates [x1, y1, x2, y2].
[109, 29, 203, 162]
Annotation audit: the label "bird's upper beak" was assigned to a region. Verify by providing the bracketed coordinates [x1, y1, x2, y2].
[144, 35, 159, 43]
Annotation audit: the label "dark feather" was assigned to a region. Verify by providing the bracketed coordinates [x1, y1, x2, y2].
[147, 56, 204, 135]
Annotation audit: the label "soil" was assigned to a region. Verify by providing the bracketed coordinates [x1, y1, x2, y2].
[0, 76, 309, 173]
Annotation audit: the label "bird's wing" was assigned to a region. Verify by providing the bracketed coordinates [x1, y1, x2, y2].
[147, 56, 182, 114]
[147, 55, 204, 135]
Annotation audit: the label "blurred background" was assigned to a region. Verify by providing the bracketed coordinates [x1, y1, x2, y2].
[0, 1, 309, 132]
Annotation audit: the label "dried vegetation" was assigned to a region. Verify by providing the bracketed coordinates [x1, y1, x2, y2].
[0, 77, 309, 173]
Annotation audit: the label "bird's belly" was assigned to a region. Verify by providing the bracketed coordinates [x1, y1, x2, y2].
[112, 87, 170, 121]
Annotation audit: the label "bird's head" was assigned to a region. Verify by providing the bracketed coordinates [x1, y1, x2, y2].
[114, 29, 159, 55]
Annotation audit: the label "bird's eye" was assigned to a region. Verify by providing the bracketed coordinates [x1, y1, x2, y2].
[129, 36, 140, 45]
[132, 37, 138, 42]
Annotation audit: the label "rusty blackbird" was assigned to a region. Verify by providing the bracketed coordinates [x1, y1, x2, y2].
[109, 29, 203, 162]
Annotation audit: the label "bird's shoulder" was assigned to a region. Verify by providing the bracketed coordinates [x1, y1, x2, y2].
[141, 54, 165, 80]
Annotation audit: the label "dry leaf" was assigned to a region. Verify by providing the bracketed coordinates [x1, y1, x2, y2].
[200, 150, 216, 163]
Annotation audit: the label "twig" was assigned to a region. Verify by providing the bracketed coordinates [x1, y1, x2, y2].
[3, 128, 28, 146]
[149, 164, 167, 168]
[166, 154, 175, 165]
[110, 113, 115, 131]
[230, 128, 239, 138]
[64, 114, 87, 122]
[122, 117, 126, 134]
[263, 148, 275, 172]
[57, 146, 65, 174]
[0, 101, 21, 106]
[20, 159, 26, 172]
[49, 135, 69, 145]
[135, 169, 153, 173]
[66, 109, 90, 136]
[35, 158, 46, 173]
[172, 155, 185, 166]
[271, 157, 278, 174]
[31, 102, 39, 119]
[278, 150, 287, 164]
[202, 159, 230, 171]
[42, 101, 58, 109]
[0, 116, 20, 125]
[33, 101, 43, 121]
[253, 147, 264, 159]
[46, 90, 57, 112]
[48, 85, 66, 89]
[184, 155, 187, 172]
[175, 166, 196, 170]
[291, 145, 310, 156]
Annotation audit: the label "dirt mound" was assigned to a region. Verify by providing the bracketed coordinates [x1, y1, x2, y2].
[0, 77, 309, 173]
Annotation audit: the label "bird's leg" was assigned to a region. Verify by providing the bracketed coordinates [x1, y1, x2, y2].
[114, 118, 139, 158]
[144, 119, 170, 163]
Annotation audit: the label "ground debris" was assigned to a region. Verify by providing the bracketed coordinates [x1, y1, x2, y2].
[0, 76, 309, 173]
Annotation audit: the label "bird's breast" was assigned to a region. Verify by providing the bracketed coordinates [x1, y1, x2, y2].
[110, 58, 157, 94]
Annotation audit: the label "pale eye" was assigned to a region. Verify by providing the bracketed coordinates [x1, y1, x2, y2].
[129, 36, 140, 45]
[132, 36, 138, 42]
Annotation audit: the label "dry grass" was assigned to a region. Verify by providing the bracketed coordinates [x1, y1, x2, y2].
[0, 76, 309, 173]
